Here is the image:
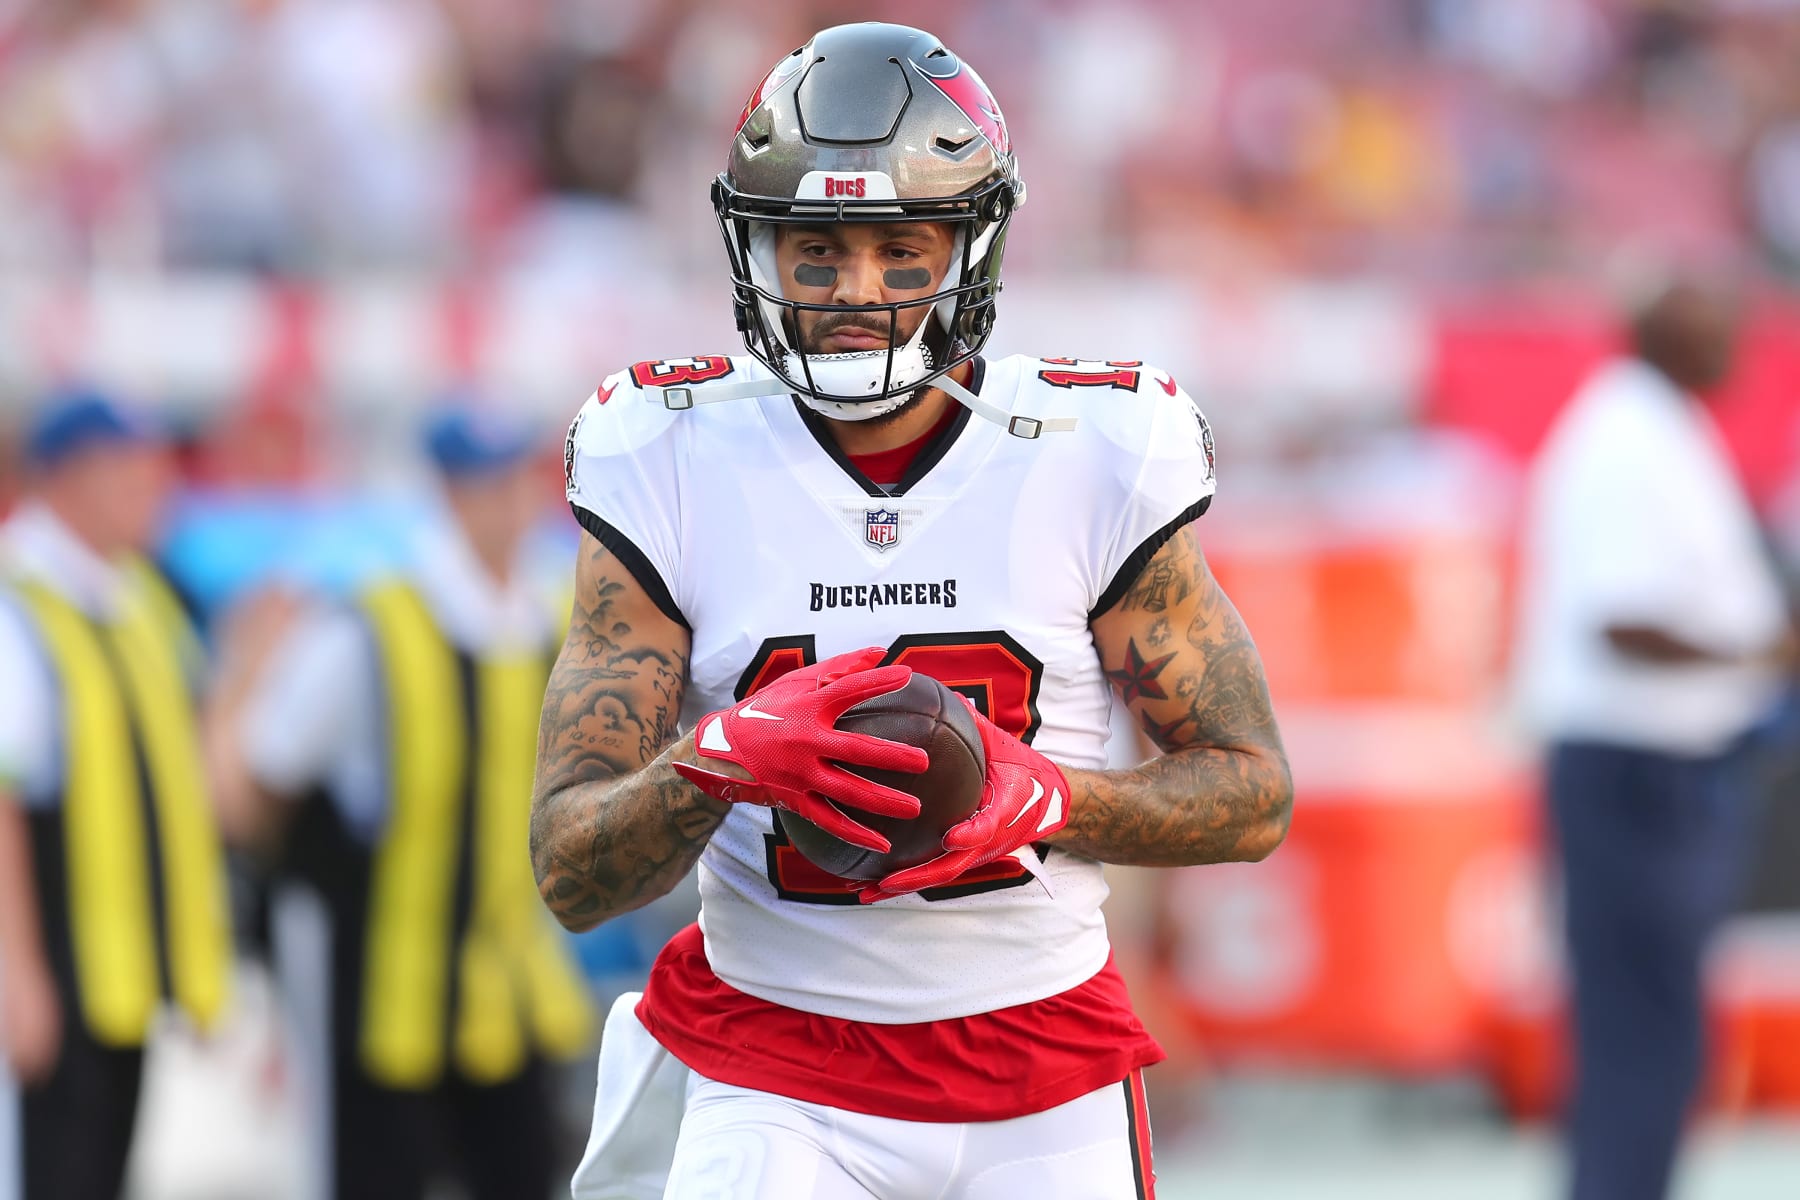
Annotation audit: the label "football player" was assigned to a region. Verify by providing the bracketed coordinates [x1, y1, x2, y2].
[535, 22, 1292, 1200]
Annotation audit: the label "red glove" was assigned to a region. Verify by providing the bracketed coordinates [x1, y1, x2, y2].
[672, 647, 928, 851]
[860, 700, 1070, 902]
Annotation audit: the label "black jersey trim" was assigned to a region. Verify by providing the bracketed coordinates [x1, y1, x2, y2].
[1088, 495, 1214, 622]
[794, 402, 886, 497]
[569, 504, 690, 630]
[894, 357, 981, 495]
[792, 356, 986, 499]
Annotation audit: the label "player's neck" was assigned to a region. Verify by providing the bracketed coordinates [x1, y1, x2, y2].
[822, 360, 973, 458]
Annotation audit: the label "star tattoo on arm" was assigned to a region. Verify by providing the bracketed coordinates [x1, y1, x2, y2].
[1052, 522, 1292, 867]
[1104, 637, 1175, 705]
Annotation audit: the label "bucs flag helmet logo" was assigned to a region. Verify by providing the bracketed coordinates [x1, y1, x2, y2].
[865, 508, 901, 550]
[915, 57, 1010, 157]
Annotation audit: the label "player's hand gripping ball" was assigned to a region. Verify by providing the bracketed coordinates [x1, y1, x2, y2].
[859, 698, 1071, 903]
[672, 647, 933, 851]
[778, 671, 988, 881]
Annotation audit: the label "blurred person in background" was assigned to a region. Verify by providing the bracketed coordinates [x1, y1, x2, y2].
[1513, 272, 1793, 1200]
[208, 402, 593, 1200]
[0, 390, 232, 1200]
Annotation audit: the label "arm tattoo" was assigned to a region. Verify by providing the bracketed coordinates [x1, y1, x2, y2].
[535, 573, 684, 784]
[1103, 638, 1175, 705]
[1110, 554, 1194, 615]
[1059, 525, 1293, 866]
[530, 536, 726, 930]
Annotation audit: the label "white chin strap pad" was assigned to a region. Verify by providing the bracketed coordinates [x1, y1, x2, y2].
[783, 342, 933, 420]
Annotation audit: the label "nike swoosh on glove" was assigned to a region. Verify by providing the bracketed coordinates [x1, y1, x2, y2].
[671, 647, 929, 852]
[860, 698, 1069, 902]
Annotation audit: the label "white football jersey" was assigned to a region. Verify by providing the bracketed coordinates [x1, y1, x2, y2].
[565, 353, 1215, 1023]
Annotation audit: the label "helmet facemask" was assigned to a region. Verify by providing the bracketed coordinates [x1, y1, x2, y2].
[715, 177, 1017, 419]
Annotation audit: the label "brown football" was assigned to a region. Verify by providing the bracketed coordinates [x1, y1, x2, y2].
[777, 672, 987, 881]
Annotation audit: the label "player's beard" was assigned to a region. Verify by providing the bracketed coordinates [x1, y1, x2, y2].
[793, 310, 933, 428]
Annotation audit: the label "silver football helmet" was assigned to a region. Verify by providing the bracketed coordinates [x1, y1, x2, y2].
[714, 22, 1025, 421]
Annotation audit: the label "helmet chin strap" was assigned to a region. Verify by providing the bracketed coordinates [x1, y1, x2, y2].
[936, 370, 1077, 439]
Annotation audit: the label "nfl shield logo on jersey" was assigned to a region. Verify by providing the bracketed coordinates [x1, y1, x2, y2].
[864, 508, 901, 550]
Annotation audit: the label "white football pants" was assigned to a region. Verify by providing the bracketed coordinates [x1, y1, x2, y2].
[572, 994, 1155, 1200]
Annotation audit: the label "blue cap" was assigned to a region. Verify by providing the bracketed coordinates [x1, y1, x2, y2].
[26, 387, 160, 467]
[422, 401, 538, 477]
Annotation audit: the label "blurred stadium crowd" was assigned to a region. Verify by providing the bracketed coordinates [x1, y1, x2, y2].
[3, 2, 1800, 1198]
[2, 0, 1800, 283]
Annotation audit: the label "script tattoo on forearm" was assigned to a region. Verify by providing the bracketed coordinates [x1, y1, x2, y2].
[530, 538, 725, 930]
[1062, 526, 1292, 866]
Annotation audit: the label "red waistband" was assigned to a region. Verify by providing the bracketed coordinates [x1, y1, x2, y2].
[636, 923, 1164, 1123]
